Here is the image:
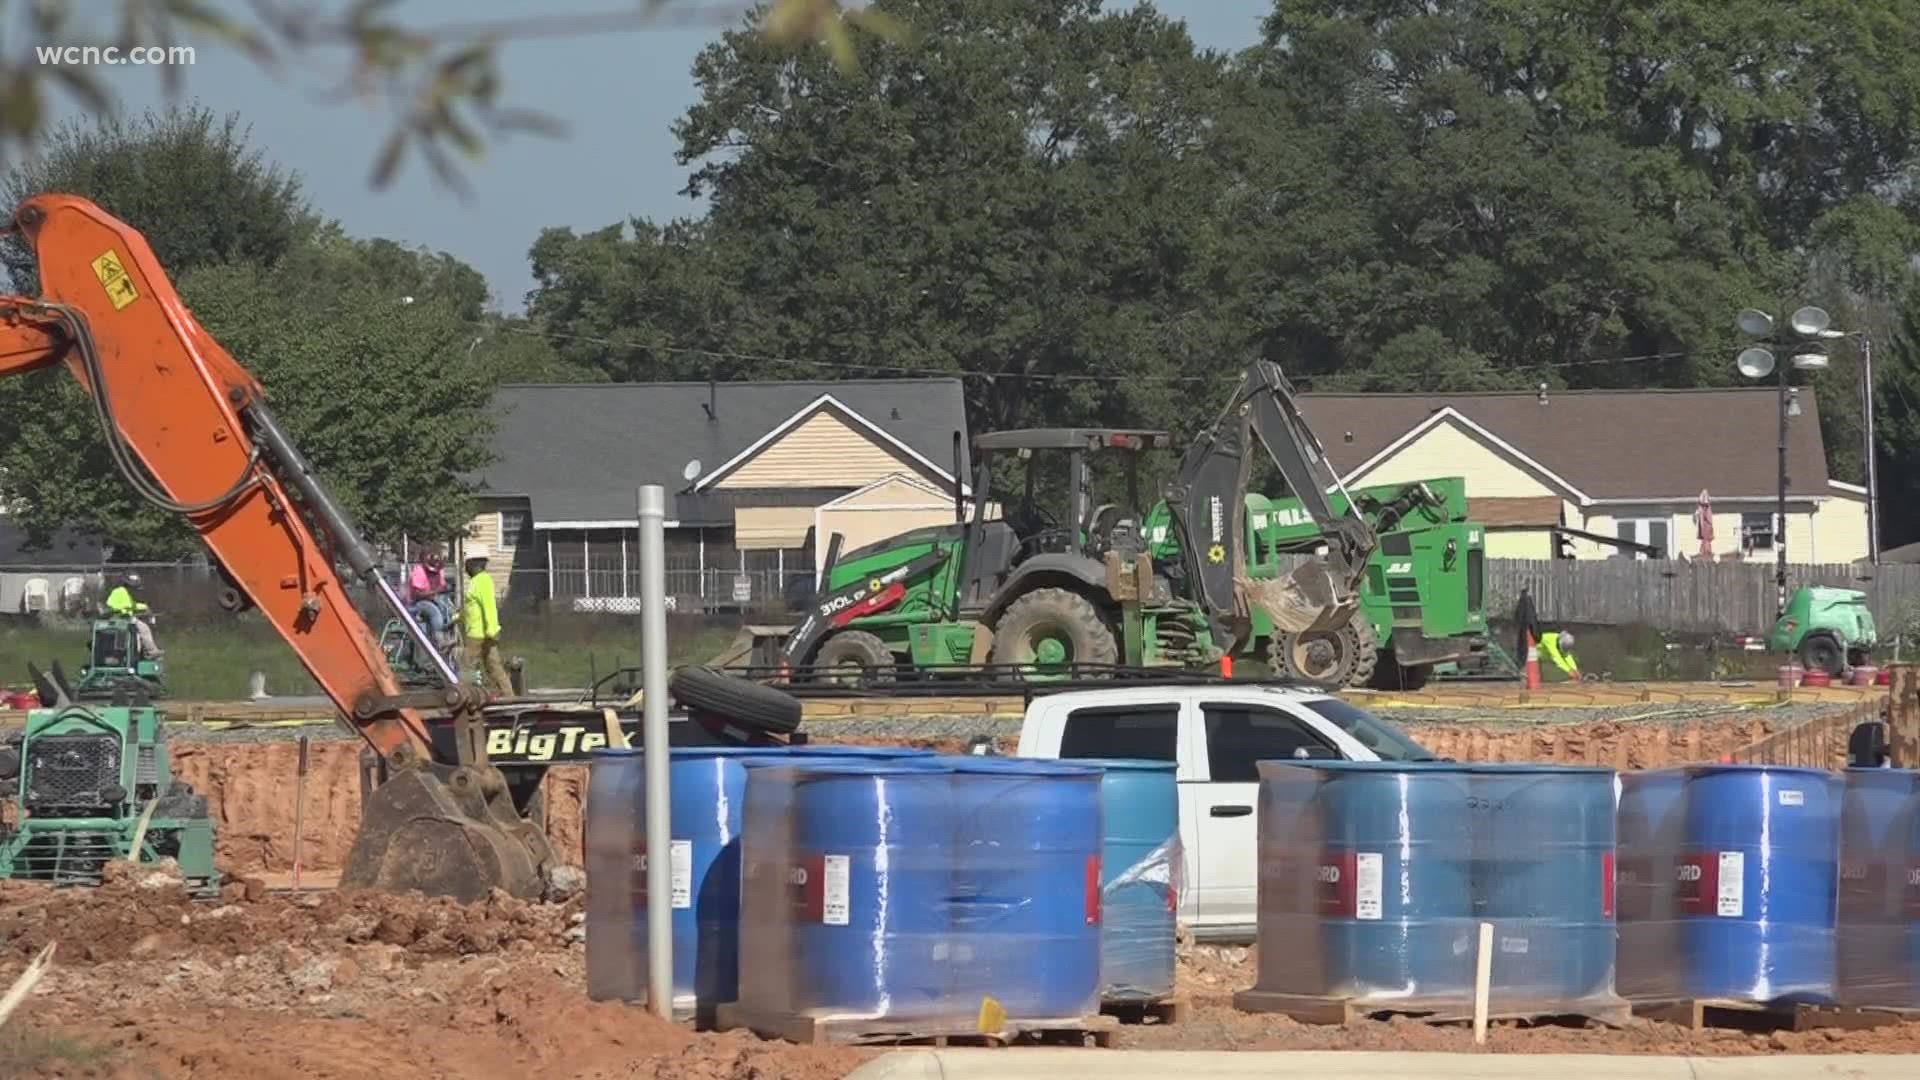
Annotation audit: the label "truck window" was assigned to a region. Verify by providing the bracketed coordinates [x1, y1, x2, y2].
[1201, 704, 1336, 782]
[1058, 705, 1178, 761]
[1295, 698, 1436, 762]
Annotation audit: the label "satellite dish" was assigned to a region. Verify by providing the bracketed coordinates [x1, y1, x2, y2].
[1789, 306, 1831, 337]
[1736, 347, 1776, 379]
[682, 459, 703, 482]
[1736, 308, 1774, 337]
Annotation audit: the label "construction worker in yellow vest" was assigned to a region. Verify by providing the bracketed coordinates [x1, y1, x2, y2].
[461, 543, 514, 698]
[1539, 630, 1580, 682]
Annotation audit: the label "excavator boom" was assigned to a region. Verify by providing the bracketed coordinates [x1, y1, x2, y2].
[1164, 361, 1376, 649]
[0, 194, 550, 901]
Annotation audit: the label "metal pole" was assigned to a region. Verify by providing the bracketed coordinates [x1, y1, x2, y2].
[1777, 364, 1789, 617]
[1863, 331, 1880, 563]
[638, 484, 672, 1019]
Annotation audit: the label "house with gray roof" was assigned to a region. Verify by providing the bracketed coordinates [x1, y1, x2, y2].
[1297, 387, 1869, 563]
[462, 379, 972, 609]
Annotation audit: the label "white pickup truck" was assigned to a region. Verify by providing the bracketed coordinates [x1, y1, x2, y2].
[1014, 683, 1442, 942]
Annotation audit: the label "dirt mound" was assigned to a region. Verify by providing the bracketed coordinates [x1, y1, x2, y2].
[10, 959, 867, 1080]
[171, 742, 590, 877]
[0, 874, 583, 965]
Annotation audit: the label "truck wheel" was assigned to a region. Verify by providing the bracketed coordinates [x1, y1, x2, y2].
[1274, 618, 1375, 686]
[1798, 633, 1845, 678]
[811, 630, 895, 687]
[668, 666, 803, 735]
[990, 589, 1117, 676]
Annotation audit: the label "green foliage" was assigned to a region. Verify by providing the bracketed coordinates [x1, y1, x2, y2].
[1, 103, 313, 290]
[179, 260, 499, 545]
[0, 1, 902, 193]
[533, 0, 1243, 433]
[515, 0, 1920, 545]
[0, 104, 501, 557]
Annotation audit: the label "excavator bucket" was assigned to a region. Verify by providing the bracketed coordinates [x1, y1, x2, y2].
[1241, 557, 1358, 637]
[341, 761, 554, 903]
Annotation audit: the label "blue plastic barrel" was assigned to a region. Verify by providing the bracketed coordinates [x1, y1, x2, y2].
[585, 747, 643, 1002]
[1254, 760, 1475, 1001]
[1036, 757, 1177, 1003]
[1678, 765, 1842, 1004]
[944, 757, 1105, 1019]
[1471, 764, 1618, 1004]
[785, 744, 934, 758]
[1615, 768, 1689, 999]
[1837, 768, 1920, 1007]
[754, 760, 959, 1018]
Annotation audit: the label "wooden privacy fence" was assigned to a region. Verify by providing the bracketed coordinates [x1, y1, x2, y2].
[1482, 558, 1915, 634]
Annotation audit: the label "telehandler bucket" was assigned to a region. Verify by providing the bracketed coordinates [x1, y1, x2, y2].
[341, 758, 554, 903]
[1241, 556, 1358, 636]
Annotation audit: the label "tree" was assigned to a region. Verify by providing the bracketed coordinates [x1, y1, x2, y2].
[532, 0, 1246, 433]
[0, 105, 503, 556]
[2, 104, 313, 290]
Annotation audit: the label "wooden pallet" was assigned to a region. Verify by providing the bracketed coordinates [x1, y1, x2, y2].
[713, 1002, 1118, 1047]
[1101, 997, 1186, 1025]
[1633, 997, 1920, 1033]
[1233, 989, 1631, 1028]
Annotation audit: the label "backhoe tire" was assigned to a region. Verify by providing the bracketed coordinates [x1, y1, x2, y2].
[811, 630, 895, 688]
[669, 666, 802, 735]
[1798, 633, 1846, 678]
[990, 588, 1118, 674]
[1274, 618, 1377, 687]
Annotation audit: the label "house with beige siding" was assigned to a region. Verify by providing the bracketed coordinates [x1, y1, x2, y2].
[463, 379, 971, 610]
[1297, 388, 1870, 564]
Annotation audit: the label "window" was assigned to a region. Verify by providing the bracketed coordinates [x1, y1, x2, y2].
[1201, 704, 1336, 783]
[1612, 517, 1670, 560]
[1296, 698, 1437, 763]
[1058, 705, 1178, 762]
[1741, 512, 1776, 553]
[498, 510, 526, 551]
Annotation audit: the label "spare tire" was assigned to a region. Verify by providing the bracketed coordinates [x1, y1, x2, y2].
[669, 666, 803, 735]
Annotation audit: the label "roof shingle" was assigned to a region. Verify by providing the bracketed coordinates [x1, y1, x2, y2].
[1300, 388, 1837, 501]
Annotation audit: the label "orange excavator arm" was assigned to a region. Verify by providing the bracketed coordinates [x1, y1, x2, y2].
[0, 193, 459, 767]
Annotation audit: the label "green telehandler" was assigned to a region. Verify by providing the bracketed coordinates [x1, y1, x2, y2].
[772, 361, 1378, 685]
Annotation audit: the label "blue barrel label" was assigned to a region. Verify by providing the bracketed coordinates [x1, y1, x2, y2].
[632, 839, 693, 909]
[785, 853, 849, 925]
[1315, 851, 1382, 920]
[1677, 851, 1744, 917]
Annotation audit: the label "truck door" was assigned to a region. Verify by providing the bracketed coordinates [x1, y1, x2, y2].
[1193, 700, 1341, 931]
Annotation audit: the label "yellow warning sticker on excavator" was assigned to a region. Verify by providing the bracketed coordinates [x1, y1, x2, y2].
[91, 250, 139, 310]
[1207, 543, 1226, 564]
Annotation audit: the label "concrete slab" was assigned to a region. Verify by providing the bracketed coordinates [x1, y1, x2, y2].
[844, 1049, 1920, 1080]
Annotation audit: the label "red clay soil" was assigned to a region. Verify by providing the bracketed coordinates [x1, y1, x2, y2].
[172, 711, 1809, 875]
[7, 876, 1920, 1077]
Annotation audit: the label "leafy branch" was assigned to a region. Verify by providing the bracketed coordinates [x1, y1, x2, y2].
[1, 0, 907, 194]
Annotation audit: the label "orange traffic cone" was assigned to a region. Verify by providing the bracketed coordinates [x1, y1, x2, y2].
[1524, 633, 1542, 691]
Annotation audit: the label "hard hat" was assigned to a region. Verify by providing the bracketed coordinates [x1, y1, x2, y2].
[1559, 631, 1576, 649]
[464, 543, 490, 560]
[125, 573, 142, 586]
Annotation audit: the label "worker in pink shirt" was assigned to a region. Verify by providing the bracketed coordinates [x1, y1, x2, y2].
[405, 547, 455, 651]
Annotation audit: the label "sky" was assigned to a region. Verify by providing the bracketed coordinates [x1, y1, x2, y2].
[43, 1, 1272, 313]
